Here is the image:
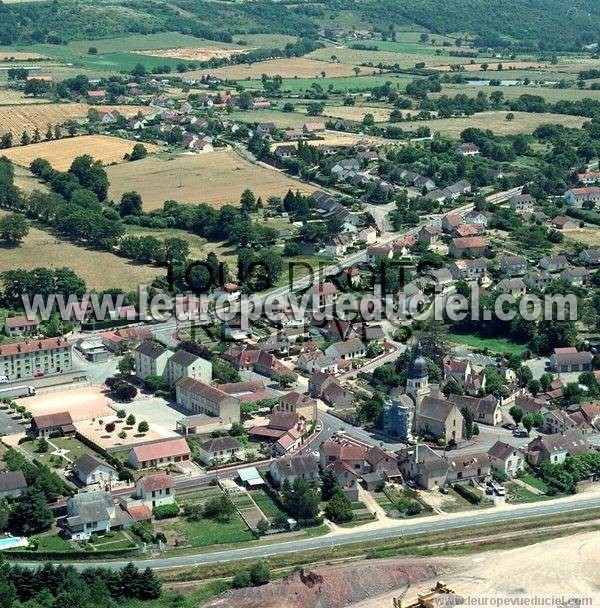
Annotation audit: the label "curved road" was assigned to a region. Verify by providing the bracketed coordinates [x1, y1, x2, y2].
[14, 494, 600, 570]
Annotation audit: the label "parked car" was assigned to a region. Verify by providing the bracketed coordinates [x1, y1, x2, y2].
[494, 486, 506, 496]
[439, 486, 449, 495]
[502, 422, 515, 430]
[513, 428, 528, 438]
[34, 371, 45, 378]
[486, 486, 494, 495]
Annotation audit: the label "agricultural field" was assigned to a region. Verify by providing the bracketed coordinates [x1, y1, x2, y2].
[413, 111, 586, 137]
[106, 149, 317, 210]
[224, 108, 310, 128]
[431, 84, 600, 102]
[323, 104, 404, 122]
[134, 46, 242, 62]
[0, 210, 162, 290]
[0, 103, 153, 137]
[0, 51, 48, 60]
[269, 130, 389, 150]
[184, 57, 364, 81]
[1, 135, 162, 171]
[11, 165, 50, 193]
[0, 88, 51, 106]
[431, 60, 551, 72]
[242, 73, 414, 93]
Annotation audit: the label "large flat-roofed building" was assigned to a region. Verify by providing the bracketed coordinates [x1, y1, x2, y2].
[175, 377, 240, 425]
[0, 337, 71, 381]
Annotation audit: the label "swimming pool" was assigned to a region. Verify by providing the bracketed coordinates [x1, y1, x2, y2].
[0, 535, 29, 550]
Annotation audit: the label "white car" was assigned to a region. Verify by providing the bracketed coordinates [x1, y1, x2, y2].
[495, 486, 506, 496]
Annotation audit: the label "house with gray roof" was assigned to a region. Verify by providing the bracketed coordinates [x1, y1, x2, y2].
[397, 444, 449, 490]
[72, 454, 117, 487]
[134, 341, 170, 380]
[325, 338, 366, 360]
[165, 349, 211, 385]
[488, 441, 526, 477]
[65, 491, 117, 540]
[0, 470, 27, 499]
[269, 454, 319, 486]
[526, 430, 590, 466]
[197, 436, 244, 466]
[415, 397, 464, 444]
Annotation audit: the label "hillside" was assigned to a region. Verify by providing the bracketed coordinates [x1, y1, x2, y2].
[0, 0, 599, 50]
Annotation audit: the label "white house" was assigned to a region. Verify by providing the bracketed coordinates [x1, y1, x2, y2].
[134, 472, 176, 509]
[134, 341, 170, 381]
[65, 491, 115, 540]
[165, 349, 212, 385]
[269, 454, 319, 487]
[197, 436, 245, 466]
[487, 441, 525, 477]
[72, 454, 117, 487]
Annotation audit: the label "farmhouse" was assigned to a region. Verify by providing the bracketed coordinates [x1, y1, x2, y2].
[127, 437, 191, 470]
[0, 337, 72, 382]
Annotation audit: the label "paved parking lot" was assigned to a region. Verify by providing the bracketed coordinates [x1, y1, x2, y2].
[0, 407, 28, 436]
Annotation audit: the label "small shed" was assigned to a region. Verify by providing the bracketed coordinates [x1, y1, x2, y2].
[237, 467, 265, 488]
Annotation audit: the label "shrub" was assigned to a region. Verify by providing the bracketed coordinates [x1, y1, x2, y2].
[152, 503, 180, 519]
[249, 560, 270, 586]
[407, 500, 422, 516]
[232, 570, 251, 588]
[454, 483, 482, 504]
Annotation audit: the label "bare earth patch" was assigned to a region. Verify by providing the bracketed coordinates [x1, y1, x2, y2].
[183, 58, 362, 80]
[1, 134, 162, 171]
[134, 47, 244, 62]
[106, 149, 316, 210]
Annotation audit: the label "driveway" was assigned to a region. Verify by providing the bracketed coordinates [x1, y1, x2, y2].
[0, 406, 28, 436]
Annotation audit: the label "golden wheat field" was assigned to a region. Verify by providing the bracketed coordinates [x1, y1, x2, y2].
[1, 135, 162, 170]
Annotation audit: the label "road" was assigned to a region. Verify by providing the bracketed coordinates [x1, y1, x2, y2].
[14, 493, 600, 570]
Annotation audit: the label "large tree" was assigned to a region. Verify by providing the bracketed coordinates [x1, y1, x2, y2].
[8, 487, 53, 535]
[0, 213, 28, 245]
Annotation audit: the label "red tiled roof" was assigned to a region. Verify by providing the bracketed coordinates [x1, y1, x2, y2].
[131, 438, 191, 462]
[0, 337, 69, 357]
[32, 411, 73, 430]
[138, 472, 175, 492]
[128, 504, 152, 521]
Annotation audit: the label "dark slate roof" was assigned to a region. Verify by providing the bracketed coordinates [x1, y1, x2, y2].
[0, 470, 27, 493]
[136, 340, 168, 360]
[170, 349, 202, 367]
[73, 453, 115, 477]
[272, 454, 318, 478]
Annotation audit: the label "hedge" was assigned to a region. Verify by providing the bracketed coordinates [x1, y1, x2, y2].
[453, 483, 482, 505]
[153, 503, 180, 519]
[6, 546, 140, 560]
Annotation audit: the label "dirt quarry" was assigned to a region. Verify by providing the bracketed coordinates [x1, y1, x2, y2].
[204, 558, 447, 608]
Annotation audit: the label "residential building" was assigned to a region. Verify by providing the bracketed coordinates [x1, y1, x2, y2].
[523, 270, 553, 290]
[577, 172, 600, 184]
[549, 347, 593, 373]
[72, 454, 117, 486]
[358, 226, 377, 244]
[446, 452, 491, 483]
[31, 411, 75, 437]
[565, 186, 600, 208]
[325, 338, 366, 360]
[127, 437, 191, 469]
[0, 337, 71, 381]
[543, 408, 578, 434]
[311, 282, 337, 308]
[366, 245, 393, 264]
[449, 236, 486, 258]
[274, 144, 297, 159]
[540, 254, 569, 272]
[465, 210, 492, 226]
[447, 394, 501, 426]
[321, 380, 355, 408]
[0, 470, 27, 499]
[397, 444, 449, 490]
[197, 436, 244, 466]
[488, 441, 526, 477]
[4, 316, 38, 337]
[165, 349, 211, 385]
[456, 143, 480, 156]
[442, 214, 464, 234]
[175, 377, 240, 424]
[526, 431, 590, 466]
[449, 258, 486, 281]
[497, 277, 526, 297]
[65, 491, 116, 540]
[418, 225, 442, 246]
[579, 248, 600, 266]
[277, 391, 317, 421]
[500, 255, 527, 276]
[560, 266, 589, 287]
[134, 472, 176, 509]
[134, 341, 170, 381]
[510, 194, 534, 212]
[319, 440, 367, 474]
[269, 454, 319, 486]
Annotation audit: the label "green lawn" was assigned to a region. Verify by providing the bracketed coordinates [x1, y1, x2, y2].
[162, 513, 254, 548]
[519, 474, 549, 493]
[446, 332, 527, 356]
[250, 490, 284, 519]
[33, 534, 73, 552]
[506, 482, 549, 503]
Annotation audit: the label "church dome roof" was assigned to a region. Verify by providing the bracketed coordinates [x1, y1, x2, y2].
[408, 343, 428, 379]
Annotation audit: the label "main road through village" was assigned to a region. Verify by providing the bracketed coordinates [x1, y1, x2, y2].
[13, 493, 600, 570]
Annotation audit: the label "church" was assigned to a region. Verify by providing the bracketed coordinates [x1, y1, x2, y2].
[383, 343, 464, 444]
